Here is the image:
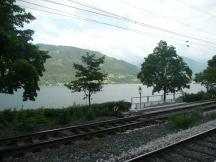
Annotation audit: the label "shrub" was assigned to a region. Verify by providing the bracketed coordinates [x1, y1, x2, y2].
[15, 118, 35, 131]
[0, 101, 131, 131]
[85, 109, 96, 121]
[182, 91, 215, 102]
[168, 110, 203, 129]
[55, 111, 71, 125]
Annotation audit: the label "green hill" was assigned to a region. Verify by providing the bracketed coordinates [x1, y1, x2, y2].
[38, 44, 139, 84]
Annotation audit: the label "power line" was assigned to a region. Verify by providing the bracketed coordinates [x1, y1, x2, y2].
[176, 0, 216, 18]
[65, 0, 216, 45]
[67, 0, 123, 18]
[70, 0, 216, 43]
[116, 0, 215, 39]
[65, 0, 216, 46]
[19, 0, 216, 46]
[19, 4, 177, 41]
[18, 1, 187, 41]
[18, 0, 216, 51]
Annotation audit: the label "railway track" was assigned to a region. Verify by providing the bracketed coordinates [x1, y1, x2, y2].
[0, 101, 216, 159]
[125, 125, 216, 162]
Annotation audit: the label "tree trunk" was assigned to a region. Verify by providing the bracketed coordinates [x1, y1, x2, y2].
[206, 84, 209, 92]
[88, 93, 91, 106]
[0, 56, 4, 77]
[163, 88, 166, 102]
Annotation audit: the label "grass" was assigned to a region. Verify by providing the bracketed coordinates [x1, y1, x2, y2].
[0, 101, 130, 131]
[168, 110, 203, 130]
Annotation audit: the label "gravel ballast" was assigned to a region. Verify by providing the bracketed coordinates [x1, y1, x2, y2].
[3, 119, 216, 162]
[4, 124, 176, 162]
[106, 119, 216, 161]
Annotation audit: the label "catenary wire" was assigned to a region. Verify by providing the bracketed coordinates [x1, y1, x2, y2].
[18, 1, 216, 51]
[19, 0, 216, 46]
[176, 0, 216, 18]
[116, 0, 216, 38]
[17, 2, 214, 48]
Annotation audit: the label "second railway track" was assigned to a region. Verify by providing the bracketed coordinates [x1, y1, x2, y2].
[0, 101, 216, 159]
[125, 123, 216, 162]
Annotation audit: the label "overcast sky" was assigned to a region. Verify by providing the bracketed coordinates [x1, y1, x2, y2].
[17, 0, 216, 64]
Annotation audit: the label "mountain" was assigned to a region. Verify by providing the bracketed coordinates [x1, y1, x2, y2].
[131, 56, 207, 75]
[181, 56, 207, 75]
[38, 44, 140, 84]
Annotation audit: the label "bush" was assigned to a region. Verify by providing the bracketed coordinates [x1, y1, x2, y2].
[168, 110, 203, 129]
[0, 101, 131, 131]
[182, 91, 215, 102]
[85, 109, 96, 121]
[55, 111, 71, 125]
[15, 118, 35, 131]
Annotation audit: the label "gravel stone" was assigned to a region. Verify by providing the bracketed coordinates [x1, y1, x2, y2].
[3, 119, 216, 162]
[106, 119, 216, 161]
[162, 153, 187, 162]
[3, 124, 175, 162]
[176, 148, 215, 162]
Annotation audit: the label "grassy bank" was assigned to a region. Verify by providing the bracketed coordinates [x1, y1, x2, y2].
[0, 101, 130, 131]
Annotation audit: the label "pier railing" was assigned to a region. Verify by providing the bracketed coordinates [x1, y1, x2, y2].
[130, 93, 182, 111]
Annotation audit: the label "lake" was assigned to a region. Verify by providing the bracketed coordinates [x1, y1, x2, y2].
[0, 84, 206, 110]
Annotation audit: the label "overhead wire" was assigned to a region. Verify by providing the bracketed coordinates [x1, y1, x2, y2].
[17, 0, 216, 53]
[65, 0, 216, 52]
[19, 2, 186, 42]
[116, 0, 215, 39]
[19, 0, 216, 47]
[176, 0, 216, 18]
[18, 0, 213, 48]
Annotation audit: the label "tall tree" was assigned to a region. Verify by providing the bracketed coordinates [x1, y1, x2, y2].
[138, 40, 192, 101]
[195, 55, 216, 93]
[0, 0, 50, 101]
[65, 52, 107, 106]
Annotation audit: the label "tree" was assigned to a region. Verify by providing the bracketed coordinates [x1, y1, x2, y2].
[65, 52, 107, 106]
[195, 55, 216, 93]
[0, 0, 50, 101]
[137, 40, 192, 101]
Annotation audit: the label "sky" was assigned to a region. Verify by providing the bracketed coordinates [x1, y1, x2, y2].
[17, 0, 216, 65]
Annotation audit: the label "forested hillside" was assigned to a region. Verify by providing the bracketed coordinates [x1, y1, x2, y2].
[38, 44, 139, 84]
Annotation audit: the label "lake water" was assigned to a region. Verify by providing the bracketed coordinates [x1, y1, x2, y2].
[0, 84, 206, 110]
